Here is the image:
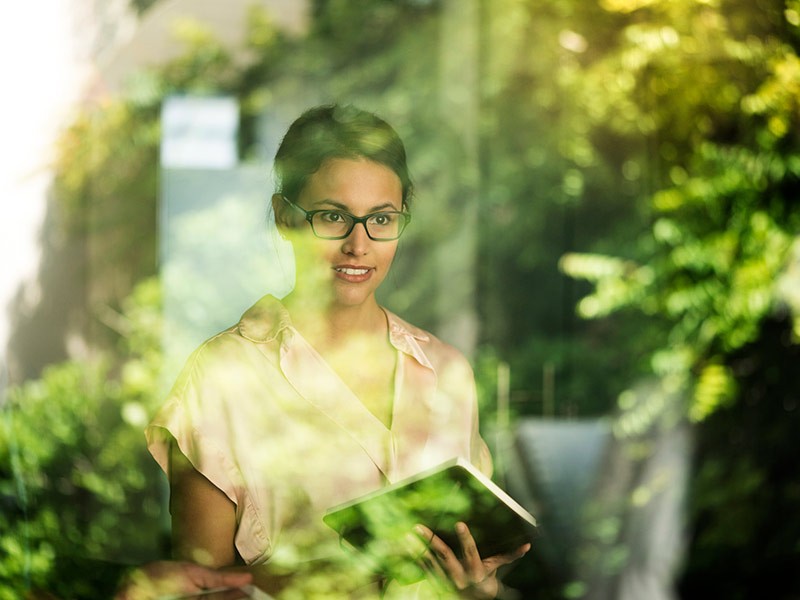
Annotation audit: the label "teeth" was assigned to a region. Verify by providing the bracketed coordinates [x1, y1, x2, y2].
[337, 267, 369, 275]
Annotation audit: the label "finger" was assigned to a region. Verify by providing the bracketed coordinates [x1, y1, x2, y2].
[198, 590, 250, 600]
[455, 522, 484, 579]
[417, 547, 456, 595]
[419, 548, 447, 582]
[218, 571, 253, 588]
[186, 564, 253, 591]
[482, 542, 532, 572]
[425, 530, 469, 589]
[413, 524, 434, 544]
[413, 526, 449, 581]
[217, 589, 252, 600]
[410, 525, 434, 558]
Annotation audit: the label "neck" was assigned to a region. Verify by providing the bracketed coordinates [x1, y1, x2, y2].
[284, 294, 386, 348]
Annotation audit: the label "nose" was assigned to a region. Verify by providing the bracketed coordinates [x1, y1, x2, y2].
[341, 221, 370, 256]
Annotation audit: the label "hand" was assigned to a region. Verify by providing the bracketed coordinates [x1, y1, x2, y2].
[414, 522, 530, 599]
[115, 560, 253, 600]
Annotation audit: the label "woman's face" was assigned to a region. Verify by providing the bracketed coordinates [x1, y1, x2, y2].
[289, 157, 404, 310]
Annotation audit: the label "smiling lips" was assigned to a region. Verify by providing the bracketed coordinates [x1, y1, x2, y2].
[333, 265, 373, 283]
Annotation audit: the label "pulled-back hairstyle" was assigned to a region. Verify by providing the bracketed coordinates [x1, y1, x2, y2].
[273, 105, 413, 224]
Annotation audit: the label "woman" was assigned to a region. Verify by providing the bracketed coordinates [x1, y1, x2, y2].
[146, 105, 529, 598]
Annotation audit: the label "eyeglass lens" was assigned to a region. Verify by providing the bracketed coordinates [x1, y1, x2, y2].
[310, 211, 406, 240]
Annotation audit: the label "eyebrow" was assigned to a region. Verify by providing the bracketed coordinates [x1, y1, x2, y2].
[312, 199, 400, 212]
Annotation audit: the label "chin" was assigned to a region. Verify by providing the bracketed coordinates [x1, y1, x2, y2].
[331, 286, 375, 309]
[332, 293, 370, 308]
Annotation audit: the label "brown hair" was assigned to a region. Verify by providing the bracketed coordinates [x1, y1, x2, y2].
[273, 104, 413, 223]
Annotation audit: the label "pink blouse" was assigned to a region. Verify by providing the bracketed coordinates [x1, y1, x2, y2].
[146, 295, 491, 573]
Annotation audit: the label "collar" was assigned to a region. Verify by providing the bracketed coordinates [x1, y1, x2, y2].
[382, 308, 433, 370]
[237, 295, 293, 344]
[236, 295, 433, 368]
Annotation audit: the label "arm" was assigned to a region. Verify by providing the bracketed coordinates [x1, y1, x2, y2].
[168, 443, 304, 595]
[169, 441, 239, 567]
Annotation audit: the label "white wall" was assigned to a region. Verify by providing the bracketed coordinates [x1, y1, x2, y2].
[0, 1, 90, 380]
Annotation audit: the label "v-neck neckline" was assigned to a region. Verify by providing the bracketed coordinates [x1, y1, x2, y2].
[278, 329, 396, 478]
[303, 331, 399, 431]
[239, 296, 444, 482]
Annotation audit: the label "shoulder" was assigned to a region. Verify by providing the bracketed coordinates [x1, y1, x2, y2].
[198, 295, 287, 356]
[183, 327, 255, 374]
[172, 296, 287, 391]
[383, 308, 473, 375]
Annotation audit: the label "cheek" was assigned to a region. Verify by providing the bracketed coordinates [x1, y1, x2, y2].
[290, 234, 336, 269]
[378, 244, 399, 269]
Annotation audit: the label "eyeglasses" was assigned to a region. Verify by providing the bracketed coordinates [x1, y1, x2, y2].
[282, 196, 411, 241]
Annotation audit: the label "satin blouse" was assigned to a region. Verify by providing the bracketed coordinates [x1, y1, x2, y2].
[146, 295, 492, 576]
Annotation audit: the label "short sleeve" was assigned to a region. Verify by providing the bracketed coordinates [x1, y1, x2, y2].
[145, 362, 242, 507]
[145, 336, 273, 564]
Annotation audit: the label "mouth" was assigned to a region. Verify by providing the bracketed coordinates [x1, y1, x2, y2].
[335, 267, 370, 275]
[333, 265, 374, 283]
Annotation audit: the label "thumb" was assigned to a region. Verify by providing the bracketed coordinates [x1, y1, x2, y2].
[190, 565, 253, 589]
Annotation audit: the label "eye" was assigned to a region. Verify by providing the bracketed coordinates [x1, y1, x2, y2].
[319, 211, 346, 223]
[369, 213, 396, 226]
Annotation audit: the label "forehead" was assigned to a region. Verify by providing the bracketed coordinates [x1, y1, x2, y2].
[300, 158, 402, 210]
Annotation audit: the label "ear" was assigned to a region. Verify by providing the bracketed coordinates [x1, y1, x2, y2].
[271, 194, 290, 229]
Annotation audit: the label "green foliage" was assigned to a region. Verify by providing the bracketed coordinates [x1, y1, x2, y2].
[470, 0, 655, 415]
[679, 317, 800, 599]
[540, 0, 800, 596]
[559, 0, 800, 426]
[0, 279, 166, 598]
[40, 0, 800, 596]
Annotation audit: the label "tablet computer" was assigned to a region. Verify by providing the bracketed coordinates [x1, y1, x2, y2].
[323, 457, 536, 563]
